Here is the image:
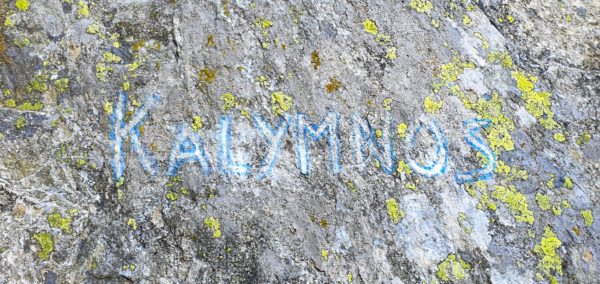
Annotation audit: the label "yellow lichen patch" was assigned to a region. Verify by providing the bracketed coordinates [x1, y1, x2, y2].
[166, 190, 179, 201]
[535, 193, 552, 211]
[506, 15, 515, 24]
[15, 0, 30, 11]
[397, 123, 408, 139]
[491, 185, 534, 224]
[33, 232, 53, 260]
[362, 19, 378, 35]
[576, 132, 591, 145]
[53, 78, 70, 93]
[469, 93, 515, 154]
[127, 218, 138, 230]
[206, 34, 215, 47]
[77, 0, 90, 18]
[511, 71, 558, 129]
[191, 116, 203, 132]
[257, 18, 273, 29]
[325, 77, 342, 93]
[204, 217, 221, 238]
[199, 68, 216, 84]
[553, 132, 566, 142]
[386, 46, 397, 60]
[103, 101, 113, 115]
[383, 98, 393, 110]
[17, 101, 44, 111]
[15, 116, 26, 129]
[473, 32, 489, 50]
[534, 226, 563, 279]
[321, 249, 329, 261]
[409, 0, 433, 14]
[563, 177, 573, 190]
[221, 93, 239, 111]
[424, 96, 443, 113]
[310, 50, 321, 70]
[13, 37, 30, 47]
[436, 254, 471, 282]
[47, 212, 72, 233]
[396, 160, 412, 175]
[95, 63, 111, 82]
[488, 51, 513, 69]
[385, 198, 405, 224]
[437, 56, 475, 85]
[4, 16, 14, 27]
[271, 91, 292, 116]
[86, 24, 100, 34]
[581, 210, 593, 227]
[103, 52, 122, 63]
[462, 14, 473, 27]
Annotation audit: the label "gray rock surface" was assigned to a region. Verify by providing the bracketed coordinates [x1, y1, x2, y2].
[0, 0, 598, 283]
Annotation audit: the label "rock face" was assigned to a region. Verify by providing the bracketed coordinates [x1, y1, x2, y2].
[0, 0, 598, 282]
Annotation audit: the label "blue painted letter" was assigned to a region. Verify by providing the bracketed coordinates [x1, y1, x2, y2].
[350, 113, 396, 174]
[167, 124, 211, 176]
[218, 115, 251, 176]
[110, 91, 160, 181]
[405, 119, 448, 177]
[295, 112, 342, 175]
[252, 114, 288, 179]
[455, 118, 496, 184]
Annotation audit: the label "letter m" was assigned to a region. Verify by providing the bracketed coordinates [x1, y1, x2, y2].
[294, 112, 342, 175]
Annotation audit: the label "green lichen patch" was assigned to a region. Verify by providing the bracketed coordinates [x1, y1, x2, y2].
[491, 185, 534, 224]
[409, 0, 433, 14]
[204, 217, 221, 238]
[385, 198, 405, 224]
[362, 19, 378, 35]
[15, 0, 30, 11]
[436, 253, 471, 282]
[47, 212, 72, 233]
[581, 210, 593, 227]
[511, 71, 559, 130]
[32, 232, 53, 260]
[424, 96, 443, 113]
[191, 116, 203, 132]
[534, 226, 563, 280]
[14, 116, 26, 129]
[271, 91, 292, 116]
